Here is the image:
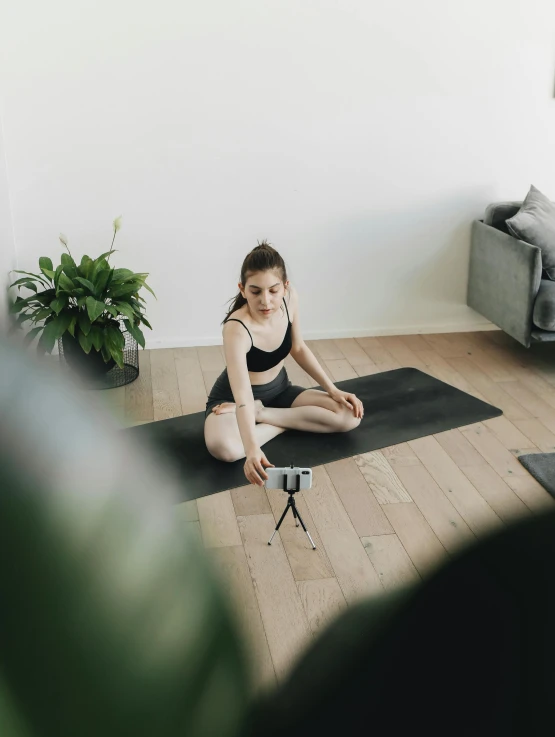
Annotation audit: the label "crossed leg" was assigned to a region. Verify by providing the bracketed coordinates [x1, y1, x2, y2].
[204, 389, 361, 463]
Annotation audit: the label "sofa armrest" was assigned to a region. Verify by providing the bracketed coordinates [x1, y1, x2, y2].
[467, 219, 542, 347]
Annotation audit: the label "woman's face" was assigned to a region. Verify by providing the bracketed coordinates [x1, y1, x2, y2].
[239, 270, 288, 319]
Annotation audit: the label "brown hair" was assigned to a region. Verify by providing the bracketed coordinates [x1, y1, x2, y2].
[221, 239, 288, 324]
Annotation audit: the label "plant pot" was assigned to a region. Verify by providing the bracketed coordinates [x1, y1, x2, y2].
[61, 332, 116, 379]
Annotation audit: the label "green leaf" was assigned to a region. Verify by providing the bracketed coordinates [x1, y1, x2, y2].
[107, 342, 124, 369]
[94, 268, 113, 296]
[123, 319, 145, 349]
[89, 325, 104, 351]
[40, 318, 61, 353]
[35, 308, 53, 321]
[109, 282, 141, 299]
[111, 268, 134, 282]
[53, 265, 64, 290]
[61, 252, 77, 270]
[79, 256, 94, 280]
[50, 296, 67, 315]
[78, 311, 91, 336]
[39, 256, 53, 272]
[106, 305, 118, 318]
[67, 315, 77, 337]
[40, 267, 56, 280]
[106, 323, 125, 350]
[139, 281, 157, 299]
[23, 325, 44, 347]
[114, 301, 135, 322]
[9, 277, 40, 289]
[74, 277, 96, 293]
[58, 272, 75, 292]
[138, 316, 152, 330]
[85, 296, 106, 323]
[78, 329, 93, 354]
[77, 296, 87, 308]
[11, 269, 51, 287]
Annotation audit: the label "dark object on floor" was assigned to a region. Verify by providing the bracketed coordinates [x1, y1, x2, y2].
[517, 452, 555, 498]
[58, 320, 139, 389]
[124, 367, 502, 502]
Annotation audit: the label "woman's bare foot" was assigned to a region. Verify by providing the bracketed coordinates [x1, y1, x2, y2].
[212, 399, 264, 421]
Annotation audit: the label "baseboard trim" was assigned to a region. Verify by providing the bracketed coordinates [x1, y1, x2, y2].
[144, 321, 500, 350]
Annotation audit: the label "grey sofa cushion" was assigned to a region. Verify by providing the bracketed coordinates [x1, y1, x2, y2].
[533, 279, 555, 331]
[483, 202, 522, 234]
[506, 185, 555, 279]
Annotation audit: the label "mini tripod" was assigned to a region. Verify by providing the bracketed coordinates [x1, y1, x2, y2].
[267, 466, 316, 550]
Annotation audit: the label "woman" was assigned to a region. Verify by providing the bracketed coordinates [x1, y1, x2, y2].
[204, 240, 364, 487]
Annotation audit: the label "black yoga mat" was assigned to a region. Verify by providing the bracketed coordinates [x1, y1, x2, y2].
[123, 367, 502, 502]
[517, 453, 555, 498]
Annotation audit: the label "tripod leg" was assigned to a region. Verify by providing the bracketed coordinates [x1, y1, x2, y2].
[291, 505, 300, 527]
[292, 505, 317, 550]
[268, 501, 291, 545]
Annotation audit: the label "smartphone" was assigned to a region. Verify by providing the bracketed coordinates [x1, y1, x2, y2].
[264, 466, 313, 491]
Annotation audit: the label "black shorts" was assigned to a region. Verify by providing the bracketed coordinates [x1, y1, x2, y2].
[205, 366, 307, 419]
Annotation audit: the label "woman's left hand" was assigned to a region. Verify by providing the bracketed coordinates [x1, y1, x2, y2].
[328, 389, 364, 419]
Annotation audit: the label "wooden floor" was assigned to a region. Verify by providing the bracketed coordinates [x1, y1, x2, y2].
[85, 330, 555, 692]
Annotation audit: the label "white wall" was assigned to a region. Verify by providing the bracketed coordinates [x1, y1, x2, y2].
[0, 94, 16, 334]
[2, 0, 555, 348]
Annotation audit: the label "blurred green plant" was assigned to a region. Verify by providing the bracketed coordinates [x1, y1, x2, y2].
[7, 216, 155, 369]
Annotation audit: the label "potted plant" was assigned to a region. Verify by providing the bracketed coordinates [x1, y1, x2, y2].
[7, 216, 155, 378]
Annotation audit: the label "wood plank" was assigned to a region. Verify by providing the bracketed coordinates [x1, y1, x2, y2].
[334, 338, 376, 366]
[284, 355, 316, 387]
[433, 428, 489, 468]
[503, 475, 555, 514]
[407, 435, 503, 537]
[353, 362, 382, 377]
[325, 457, 395, 534]
[497, 380, 555, 422]
[393, 464, 476, 555]
[460, 423, 530, 478]
[238, 514, 312, 679]
[414, 349, 487, 401]
[512, 419, 555, 452]
[265, 486, 335, 582]
[150, 348, 182, 420]
[231, 485, 272, 516]
[420, 332, 472, 358]
[302, 466, 384, 603]
[197, 345, 226, 372]
[125, 349, 154, 422]
[482, 416, 539, 455]
[382, 502, 449, 578]
[458, 464, 531, 525]
[354, 451, 412, 503]
[183, 520, 203, 546]
[323, 358, 358, 381]
[396, 334, 431, 353]
[361, 534, 421, 591]
[197, 490, 242, 548]
[175, 499, 199, 522]
[381, 442, 421, 467]
[375, 336, 428, 372]
[296, 578, 348, 636]
[174, 347, 207, 414]
[466, 347, 518, 382]
[446, 357, 532, 420]
[203, 368, 224, 396]
[209, 545, 276, 692]
[355, 337, 401, 372]
[307, 339, 345, 360]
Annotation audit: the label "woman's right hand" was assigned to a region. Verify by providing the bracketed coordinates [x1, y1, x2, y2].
[244, 449, 274, 487]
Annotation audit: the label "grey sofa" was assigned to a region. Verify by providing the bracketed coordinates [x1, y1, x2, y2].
[467, 201, 555, 347]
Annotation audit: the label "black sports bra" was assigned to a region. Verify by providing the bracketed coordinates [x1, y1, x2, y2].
[225, 297, 293, 372]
